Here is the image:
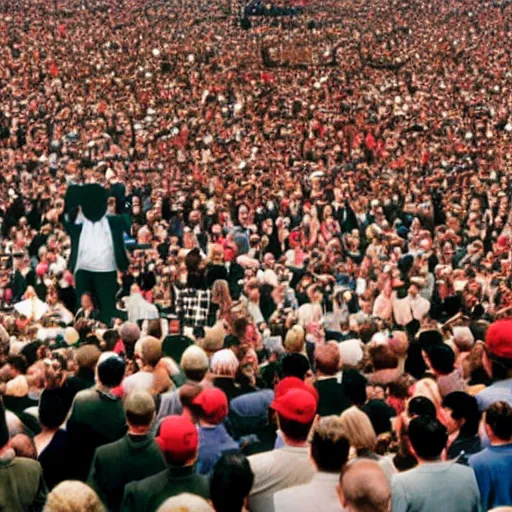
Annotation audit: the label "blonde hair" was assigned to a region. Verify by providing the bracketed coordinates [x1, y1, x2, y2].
[156, 493, 214, 512]
[413, 378, 442, 411]
[44, 481, 105, 512]
[211, 280, 232, 313]
[339, 406, 377, 452]
[284, 325, 305, 353]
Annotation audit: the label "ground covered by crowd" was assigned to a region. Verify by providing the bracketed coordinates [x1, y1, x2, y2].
[0, 0, 512, 509]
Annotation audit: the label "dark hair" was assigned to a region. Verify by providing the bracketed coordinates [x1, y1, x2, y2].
[281, 353, 310, 380]
[424, 344, 455, 375]
[210, 453, 255, 512]
[442, 392, 481, 438]
[146, 319, 162, 340]
[342, 369, 368, 406]
[408, 396, 437, 419]
[97, 355, 125, 388]
[485, 401, 512, 441]
[370, 344, 399, 371]
[278, 415, 315, 442]
[310, 428, 350, 473]
[7, 354, 28, 375]
[38, 390, 69, 429]
[102, 330, 119, 351]
[407, 416, 448, 460]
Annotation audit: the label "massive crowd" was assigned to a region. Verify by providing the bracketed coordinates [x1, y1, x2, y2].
[0, 0, 512, 508]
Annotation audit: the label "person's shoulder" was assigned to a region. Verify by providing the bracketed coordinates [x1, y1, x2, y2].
[248, 448, 276, 469]
[128, 468, 168, 492]
[468, 447, 492, 467]
[12, 456, 43, 474]
[95, 435, 128, 457]
[73, 387, 98, 403]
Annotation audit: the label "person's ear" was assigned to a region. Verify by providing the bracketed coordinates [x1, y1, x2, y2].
[336, 483, 347, 508]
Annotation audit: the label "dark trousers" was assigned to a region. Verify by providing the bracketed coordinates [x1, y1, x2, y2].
[75, 270, 118, 326]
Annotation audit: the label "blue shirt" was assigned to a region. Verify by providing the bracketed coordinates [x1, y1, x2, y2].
[469, 444, 512, 510]
[197, 424, 239, 475]
[475, 378, 512, 412]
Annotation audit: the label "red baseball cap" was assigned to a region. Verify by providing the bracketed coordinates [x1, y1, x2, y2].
[271, 388, 317, 424]
[192, 388, 228, 425]
[156, 416, 198, 464]
[486, 320, 512, 359]
[274, 377, 319, 402]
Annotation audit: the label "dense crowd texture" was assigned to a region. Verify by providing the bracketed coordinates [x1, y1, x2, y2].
[0, 0, 512, 510]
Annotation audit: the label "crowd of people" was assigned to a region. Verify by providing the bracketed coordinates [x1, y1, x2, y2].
[1, 0, 512, 508]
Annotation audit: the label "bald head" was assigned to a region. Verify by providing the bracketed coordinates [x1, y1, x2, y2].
[338, 460, 390, 512]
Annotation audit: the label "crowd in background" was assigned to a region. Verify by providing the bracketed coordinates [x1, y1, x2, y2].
[1, 0, 512, 508]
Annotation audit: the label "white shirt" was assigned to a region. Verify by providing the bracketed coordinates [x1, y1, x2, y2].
[392, 292, 431, 326]
[75, 213, 117, 273]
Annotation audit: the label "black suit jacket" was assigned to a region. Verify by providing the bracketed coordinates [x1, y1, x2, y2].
[315, 377, 352, 416]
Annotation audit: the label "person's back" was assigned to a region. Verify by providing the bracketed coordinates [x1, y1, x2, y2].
[274, 416, 350, 512]
[248, 388, 318, 512]
[121, 416, 209, 512]
[0, 400, 47, 511]
[88, 391, 167, 511]
[392, 459, 480, 512]
[67, 354, 127, 481]
[0, 454, 47, 512]
[469, 401, 512, 510]
[392, 416, 480, 512]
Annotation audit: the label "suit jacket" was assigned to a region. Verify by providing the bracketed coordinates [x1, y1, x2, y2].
[274, 472, 341, 512]
[314, 377, 352, 417]
[64, 186, 129, 273]
[88, 433, 166, 512]
[66, 388, 127, 481]
[0, 452, 47, 512]
[248, 446, 316, 512]
[121, 465, 209, 512]
[64, 216, 129, 273]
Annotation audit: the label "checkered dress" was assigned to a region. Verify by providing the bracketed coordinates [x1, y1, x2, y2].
[174, 287, 211, 327]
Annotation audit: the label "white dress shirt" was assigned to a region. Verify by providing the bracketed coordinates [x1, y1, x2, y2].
[75, 213, 117, 273]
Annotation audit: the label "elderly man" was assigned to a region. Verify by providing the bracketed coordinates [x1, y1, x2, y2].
[337, 459, 391, 512]
[88, 391, 167, 512]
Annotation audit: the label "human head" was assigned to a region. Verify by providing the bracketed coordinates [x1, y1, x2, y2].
[80, 292, 94, 310]
[407, 396, 436, 419]
[119, 322, 141, 345]
[424, 344, 455, 375]
[441, 392, 481, 437]
[5, 354, 28, 377]
[337, 460, 391, 512]
[315, 342, 341, 376]
[124, 390, 156, 430]
[44, 481, 105, 512]
[339, 406, 377, 453]
[96, 352, 125, 388]
[408, 282, 420, 297]
[271, 388, 317, 443]
[192, 388, 229, 425]
[180, 345, 209, 382]
[139, 336, 162, 367]
[484, 401, 512, 443]
[407, 416, 448, 461]
[75, 344, 101, 372]
[10, 434, 36, 459]
[369, 344, 398, 371]
[210, 349, 239, 377]
[211, 280, 232, 308]
[310, 416, 350, 473]
[156, 494, 214, 512]
[413, 378, 442, 411]
[156, 415, 198, 466]
[39, 389, 69, 430]
[281, 353, 310, 380]
[210, 453, 254, 512]
[284, 325, 305, 353]
[483, 320, 512, 381]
